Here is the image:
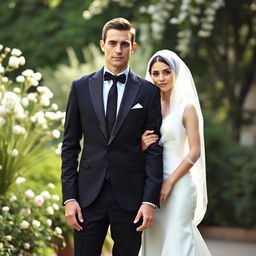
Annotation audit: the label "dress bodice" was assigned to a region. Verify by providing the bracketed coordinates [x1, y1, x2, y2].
[160, 104, 188, 178]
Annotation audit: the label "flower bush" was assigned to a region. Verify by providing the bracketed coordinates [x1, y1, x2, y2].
[0, 178, 65, 255]
[0, 44, 65, 195]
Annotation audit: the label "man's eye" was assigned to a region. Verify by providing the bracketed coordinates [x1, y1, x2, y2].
[121, 42, 130, 47]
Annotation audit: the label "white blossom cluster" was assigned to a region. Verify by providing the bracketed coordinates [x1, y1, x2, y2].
[0, 178, 64, 254]
[83, 0, 134, 20]
[82, 0, 225, 56]
[0, 44, 65, 197]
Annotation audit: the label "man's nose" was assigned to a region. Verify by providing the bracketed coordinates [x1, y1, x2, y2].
[115, 44, 122, 53]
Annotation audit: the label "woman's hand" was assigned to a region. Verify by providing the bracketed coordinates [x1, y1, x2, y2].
[160, 180, 174, 205]
[141, 130, 159, 151]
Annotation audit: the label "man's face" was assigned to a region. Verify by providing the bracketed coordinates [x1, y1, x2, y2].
[100, 29, 137, 74]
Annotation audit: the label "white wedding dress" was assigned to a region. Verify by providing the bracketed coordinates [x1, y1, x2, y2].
[141, 103, 211, 256]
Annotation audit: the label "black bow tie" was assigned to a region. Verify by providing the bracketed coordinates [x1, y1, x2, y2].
[104, 71, 126, 84]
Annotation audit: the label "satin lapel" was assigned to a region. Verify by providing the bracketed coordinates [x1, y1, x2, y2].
[89, 68, 108, 140]
[108, 71, 141, 145]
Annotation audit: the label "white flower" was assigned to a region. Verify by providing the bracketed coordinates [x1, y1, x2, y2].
[2, 77, 8, 83]
[48, 183, 55, 189]
[11, 48, 22, 56]
[0, 117, 6, 127]
[51, 103, 58, 110]
[30, 77, 39, 86]
[37, 86, 53, 98]
[37, 117, 46, 125]
[8, 56, 20, 68]
[82, 10, 92, 20]
[22, 69, 34, 77]
[52, 129, 60, 139]
[5, 47, 11, 53]
[9, 149, 19, 157]
[41, 190, 51, 199]
[31, 116, 36, 122]
[16, 75, 25, 83]
[46, 206, 54, 215]
[47, 219, 52, 226]
[0, 44, 3, 50]
[25, 189, 35, 199]
[27, 92, 38, 102]
[55, 227, 62, 235]
[40, 95, 50, 106]
[0, 65, 4, 74]
[54, 147, 61, 155]
[15, 176, 26, 185]
[34, 111, 44, 118]
[18, 56, 26, 66]
[21, 97, 29, 107]
[21, 208, 31, 216]
[9, 195, 17, 202]
[5, 235, 12, 241]
[34, 195, 44, 206]
[20, 220, 30, 229]
[198, 29, 211, 38]
[1, 92, 24, 117]
[2, 206, 10, 212]
[0, 165, 2, 170]
[52, 203, 59, 211]
[0, 242, 3, 249]
[33, 72, 42, 81]
[13, 125, 26, 135]
[32, 219, 41, 228]
[13, 87, 21, 94]
[52, 194, 60, 201]
[23, 243, 30, 249]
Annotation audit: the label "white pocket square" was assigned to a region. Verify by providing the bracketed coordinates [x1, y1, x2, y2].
[131, 103, 143, 109]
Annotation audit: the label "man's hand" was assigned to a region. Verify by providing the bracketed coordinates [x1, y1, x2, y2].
[65, 200, 83, 231]
[133, 204, 155, 232]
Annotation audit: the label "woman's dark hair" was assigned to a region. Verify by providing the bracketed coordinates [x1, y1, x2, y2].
[149, 55, 170, 73]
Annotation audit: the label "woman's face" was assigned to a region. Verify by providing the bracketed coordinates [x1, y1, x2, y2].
[150, 61, 174, 93]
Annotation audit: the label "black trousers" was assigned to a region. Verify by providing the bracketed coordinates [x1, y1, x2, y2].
[74, 180, 142, 256]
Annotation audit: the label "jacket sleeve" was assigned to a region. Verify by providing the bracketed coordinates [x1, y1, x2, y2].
[143, 86, 163, 207]
[61, 81, 82, 205]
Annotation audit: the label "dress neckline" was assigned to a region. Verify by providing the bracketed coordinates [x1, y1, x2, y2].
[162, 113, 171, 122]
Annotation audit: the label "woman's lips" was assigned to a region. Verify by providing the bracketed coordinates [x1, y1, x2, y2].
[158, 83, 167, 87]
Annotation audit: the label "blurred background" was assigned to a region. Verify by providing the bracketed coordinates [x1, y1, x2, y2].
[0, 0, 255, 255]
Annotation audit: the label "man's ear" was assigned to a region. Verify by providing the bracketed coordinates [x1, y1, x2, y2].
[99, 40, 105, 52]
[131, 42, 137, 53]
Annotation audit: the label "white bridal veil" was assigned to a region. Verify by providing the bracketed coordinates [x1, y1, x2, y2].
[145, 50, 208, 226]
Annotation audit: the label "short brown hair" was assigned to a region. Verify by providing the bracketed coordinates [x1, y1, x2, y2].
[102, 17, 136, 43]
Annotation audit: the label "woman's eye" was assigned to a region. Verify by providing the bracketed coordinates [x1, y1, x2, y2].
[152, 72, 159, 77]
[164, 70, 172, 75]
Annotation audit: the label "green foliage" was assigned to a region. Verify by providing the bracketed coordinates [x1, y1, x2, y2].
[0, 45, 64, 195]
[0, 0, 100, 69]
[40, 43, 152, 110]
[203, 114, 256, 228]
[0, 180, 65, 255]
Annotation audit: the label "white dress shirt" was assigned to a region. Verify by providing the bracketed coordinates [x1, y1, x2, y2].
[103, 66, 129, 116]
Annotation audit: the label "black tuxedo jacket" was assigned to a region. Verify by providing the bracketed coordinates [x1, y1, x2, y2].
[61, 68, 163, 211]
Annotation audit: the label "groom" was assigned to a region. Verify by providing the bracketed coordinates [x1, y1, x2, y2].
[61, 17, 163, 256]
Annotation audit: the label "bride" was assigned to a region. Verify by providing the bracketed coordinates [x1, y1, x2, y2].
[141, 50, 211, 256]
